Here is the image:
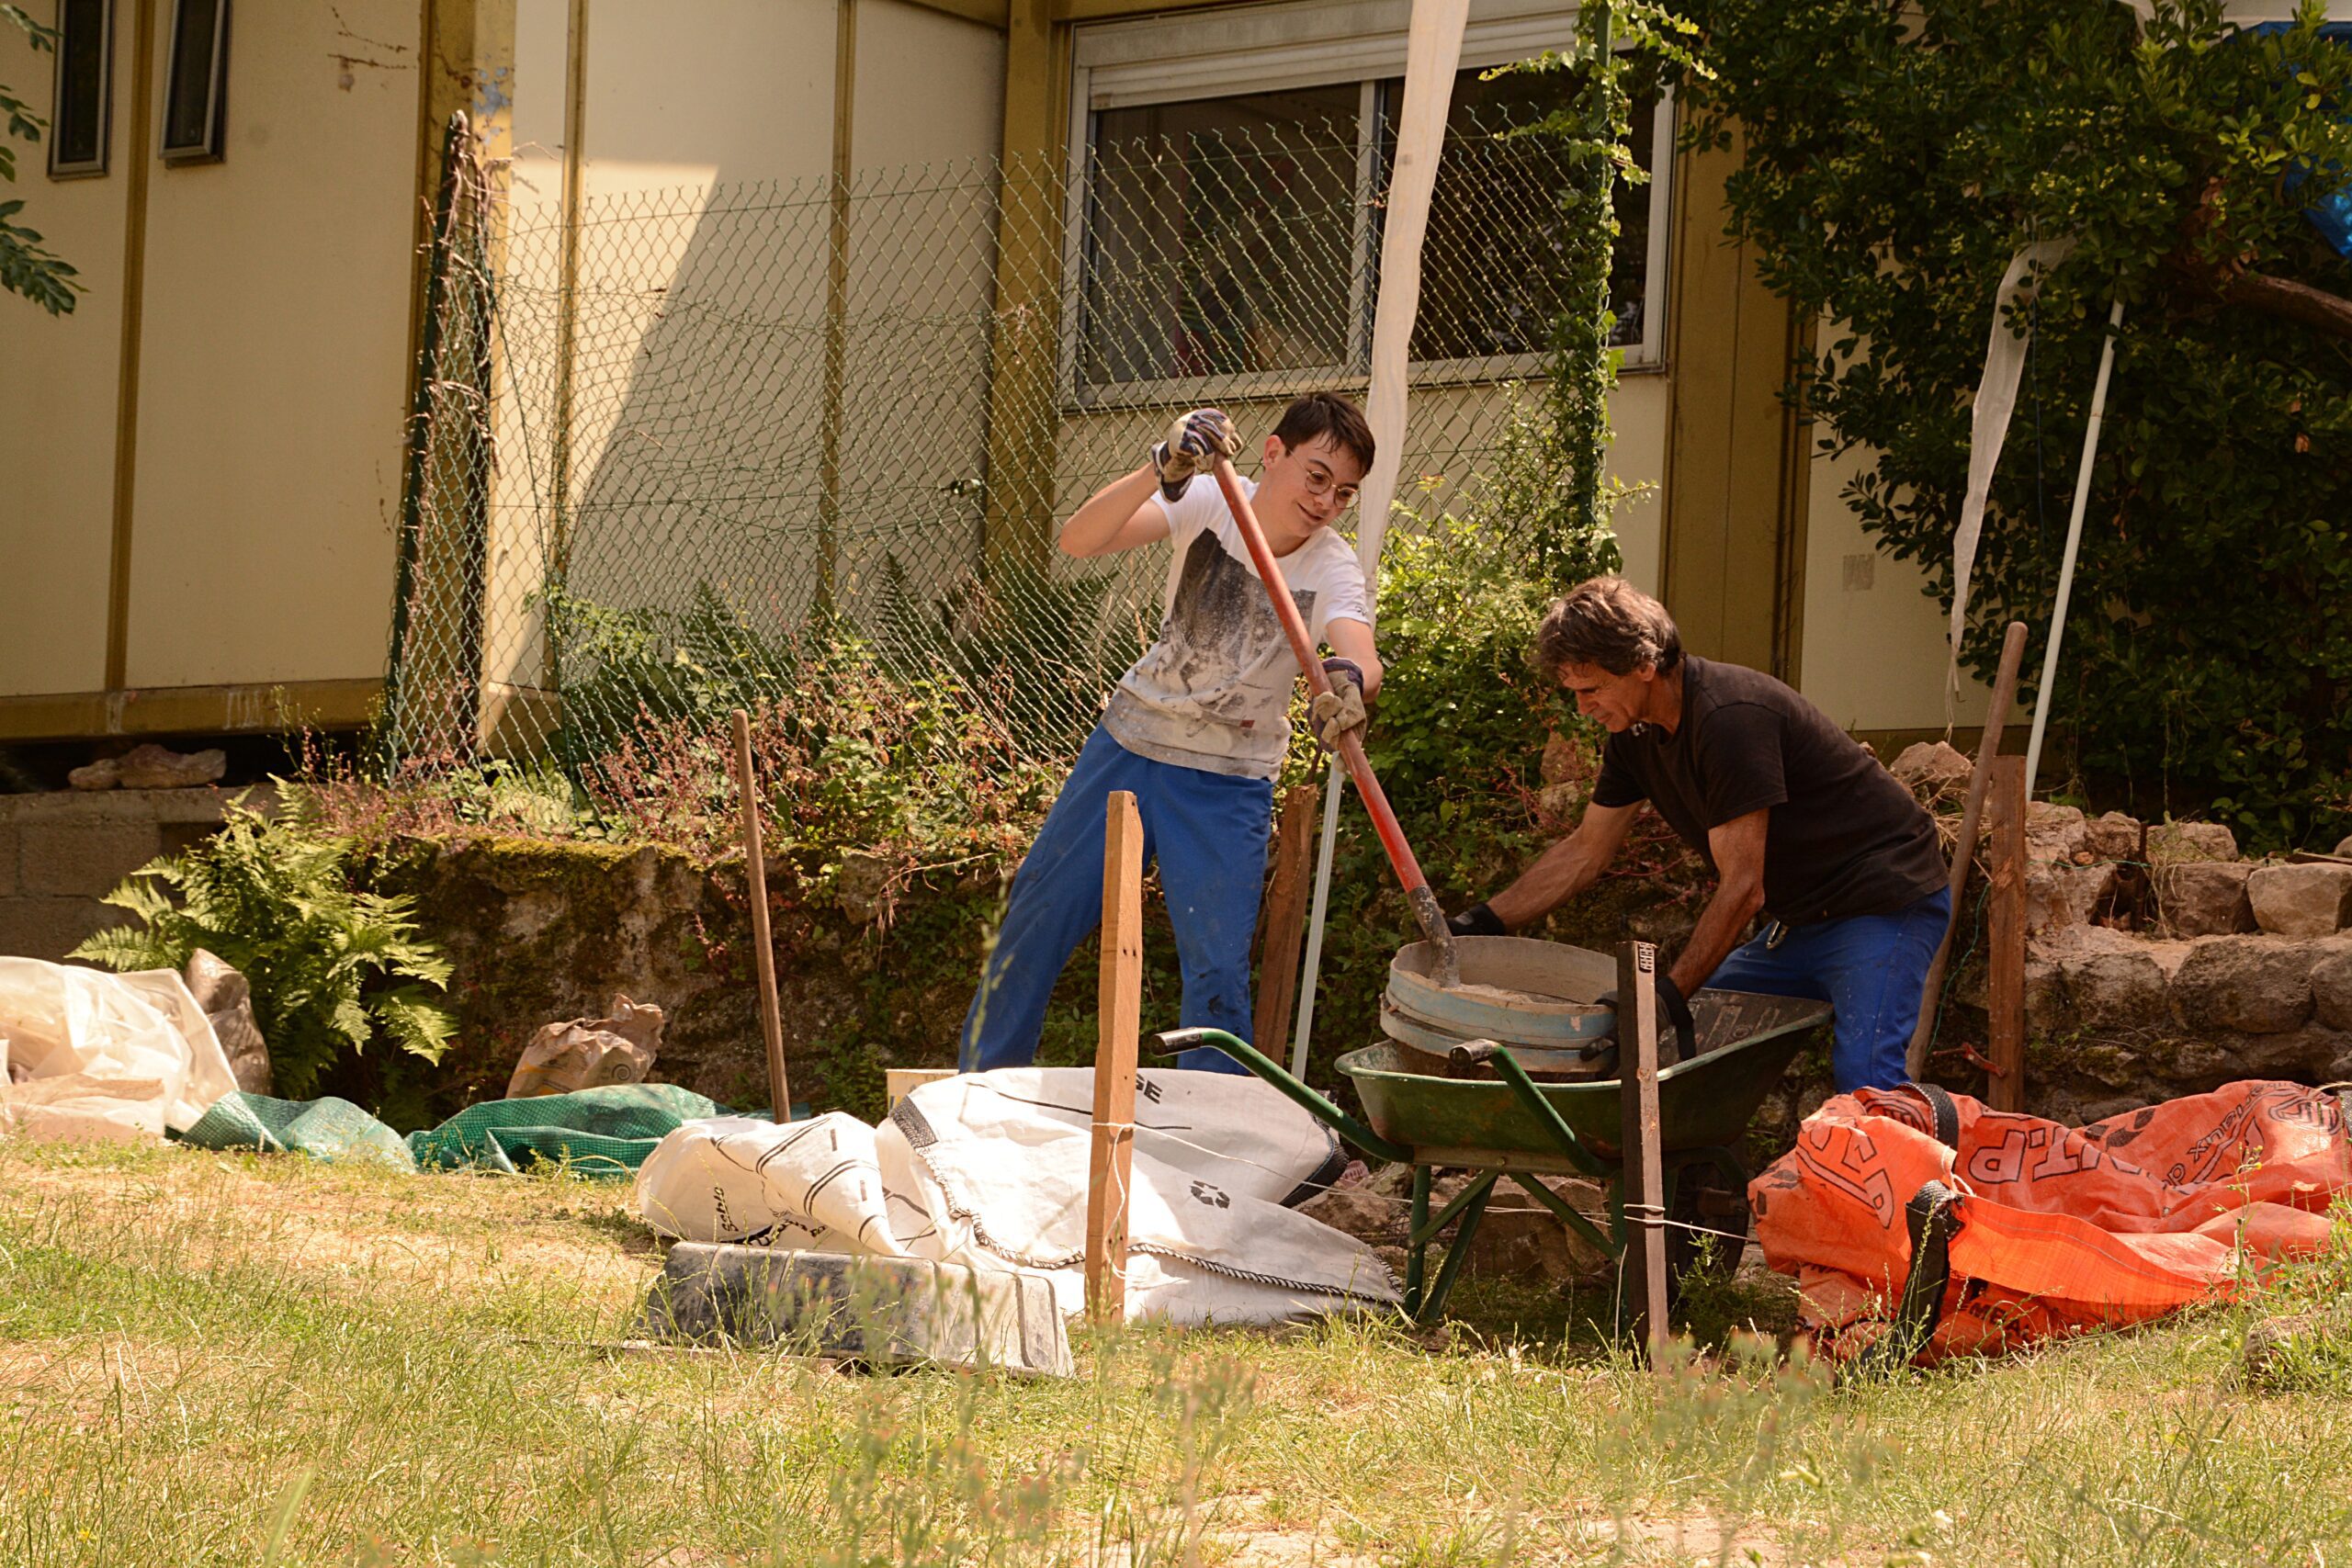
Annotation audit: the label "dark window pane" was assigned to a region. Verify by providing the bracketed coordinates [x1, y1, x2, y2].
[163, 0, 224, 158]
[51, 0, 107, 172]
[1379, 66, 1660, 361]
[1080, 85, 1361, 388]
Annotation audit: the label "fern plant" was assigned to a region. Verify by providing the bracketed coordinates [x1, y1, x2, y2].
[72, 797, 457, 1099]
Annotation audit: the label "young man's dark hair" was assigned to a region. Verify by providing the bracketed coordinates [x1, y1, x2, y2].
[1272, 390, 1376, 475]
[1535, 577, 1684, 679]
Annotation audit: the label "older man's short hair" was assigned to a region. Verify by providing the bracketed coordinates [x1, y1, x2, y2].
[1535, 577, 1684, 678]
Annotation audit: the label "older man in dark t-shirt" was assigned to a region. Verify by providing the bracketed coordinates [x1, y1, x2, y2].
[1449, 578, 1951, 1091]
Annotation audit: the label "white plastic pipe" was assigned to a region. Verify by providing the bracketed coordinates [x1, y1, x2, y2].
[2023, 298, 2124, 801]
[1289, 753, 1347, 1078]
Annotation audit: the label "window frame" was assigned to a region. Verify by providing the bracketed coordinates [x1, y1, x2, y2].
[159, 0, 230, 165]
[1060, 0, 1674, 412]
[46, 0, 114, 180]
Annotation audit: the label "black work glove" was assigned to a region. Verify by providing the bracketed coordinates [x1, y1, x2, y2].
[1448, 902, 1507, 939]
[1597, 972, 1699, 1066]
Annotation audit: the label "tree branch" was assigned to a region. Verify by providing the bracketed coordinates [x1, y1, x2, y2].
[2225, 269, 2352, 344]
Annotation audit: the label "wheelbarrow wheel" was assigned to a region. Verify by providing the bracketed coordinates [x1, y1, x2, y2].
[1665, 1158, 1750, 1308]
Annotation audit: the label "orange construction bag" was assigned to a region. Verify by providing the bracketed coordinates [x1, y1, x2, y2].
[1749, 1079, 2351, 1362]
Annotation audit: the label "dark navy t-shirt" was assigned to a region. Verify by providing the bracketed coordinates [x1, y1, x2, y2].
[1591, 656, 1948, 923]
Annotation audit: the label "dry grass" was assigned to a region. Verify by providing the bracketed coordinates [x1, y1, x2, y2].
[2, 1135, 2349, 1566]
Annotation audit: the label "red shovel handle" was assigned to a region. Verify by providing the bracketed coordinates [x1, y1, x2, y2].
[1209, 458, 1460, 984]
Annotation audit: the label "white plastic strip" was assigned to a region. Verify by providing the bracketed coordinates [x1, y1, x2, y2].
[1353, 0, 1472, 602]
[2024, 299, 2125, 800]
[1946, 237, 2074, 720]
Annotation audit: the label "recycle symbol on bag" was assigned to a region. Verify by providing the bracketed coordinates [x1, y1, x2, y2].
[1189, 1179, 1231, 1209]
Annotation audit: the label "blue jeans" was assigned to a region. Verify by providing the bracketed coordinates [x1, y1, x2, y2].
[1702, 886, 1951, 1092]
[958, 727, 1273, 1074]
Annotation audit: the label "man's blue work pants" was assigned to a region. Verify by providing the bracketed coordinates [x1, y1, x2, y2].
[1702, 886, 1951, 1093]
[958, 726, 1272, 1074]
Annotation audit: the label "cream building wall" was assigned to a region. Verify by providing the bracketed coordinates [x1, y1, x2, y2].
[0, 8, 130, 699]
[1796, 400, 1993, 737]
[124, 0, 422, 691]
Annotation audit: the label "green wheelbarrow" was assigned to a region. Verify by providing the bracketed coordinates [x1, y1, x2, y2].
[1155, 987, 1832, 1323]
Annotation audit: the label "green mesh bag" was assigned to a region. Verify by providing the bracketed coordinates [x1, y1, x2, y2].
[176, 1092, 419, 1169]
[177, 1082, 718, 1179]
[404, 1083, 719, 1177]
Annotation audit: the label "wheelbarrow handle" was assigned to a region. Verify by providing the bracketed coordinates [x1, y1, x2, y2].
[1151, 1028, 1413, 1166]
[1209, 458, 1461, 987]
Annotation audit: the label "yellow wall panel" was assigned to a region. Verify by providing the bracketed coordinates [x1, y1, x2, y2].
[124, 0, 424, 688]
[0, 12, 134, 695]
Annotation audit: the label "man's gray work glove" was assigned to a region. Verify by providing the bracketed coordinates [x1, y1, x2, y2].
[1308, 657, 1367, 750]
[1151, 408, 1241, 502]
[1596, 972, 1699, 1066]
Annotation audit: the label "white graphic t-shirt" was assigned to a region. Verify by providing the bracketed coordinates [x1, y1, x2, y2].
[1100, 474, 1371, 780]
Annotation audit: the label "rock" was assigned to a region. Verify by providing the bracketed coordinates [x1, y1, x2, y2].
[2247, 863, 2352, 939]
[1540, 732, 1591, 787]
[2312, 942, 2352, 1032]
[505, 993, 665, 1098]
[1464, 1175, 1611, 1283]
[2332, 832, 2352, 860]
[2067, 1042, 2145, 1091]
[1537, 782, 1583, 825]
[2083, 811, 2143, 863]
[2223, 1025, 2342, 1080]
[2148, 820, 2239, 866]
[67, 757, 120, 790]
[834, 851, 896, 926]
[2155, 861, 2255, 938]
[114, 743, 227, 790]
[1890, 741, 1972, 800]
[2240, 1314, 2327, 1393]
[182, 948, 273, 1095]
[1296, 1183, 1402, 1247]
[2170, 937, 2317, 1035]
[2053, 934, 2173, 1032]
[2025, 862, 2117, 932]
[2025, 802, 2087, 864]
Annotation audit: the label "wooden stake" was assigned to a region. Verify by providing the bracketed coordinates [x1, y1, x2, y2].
[732, 710, 790, 1122]
[1906, 619, 2030, 1079]
[1616, 940, 1668, 1360]
[1252, 781, 1322, 1071]
[1086, 790, 1145, 1323]
[1987, 754, 2029, 1113]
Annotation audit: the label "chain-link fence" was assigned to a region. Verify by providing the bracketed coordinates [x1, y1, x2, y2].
[382, 93, 1648, 786]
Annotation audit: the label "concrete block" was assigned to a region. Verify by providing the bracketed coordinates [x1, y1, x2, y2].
[0, 897, 126, 962]
[2247, 863, 2352, 939]
[18, 822, 163, 897]
[638, 1244, 1072, 1377]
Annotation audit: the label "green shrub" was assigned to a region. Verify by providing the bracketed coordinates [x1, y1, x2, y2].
[71, 798, 458, 1099]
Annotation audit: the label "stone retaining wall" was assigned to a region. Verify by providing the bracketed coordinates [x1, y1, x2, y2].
[1891, 744, 2352, 1124]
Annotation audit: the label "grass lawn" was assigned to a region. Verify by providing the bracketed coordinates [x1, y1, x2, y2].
[1, 1135, 2347, 1567]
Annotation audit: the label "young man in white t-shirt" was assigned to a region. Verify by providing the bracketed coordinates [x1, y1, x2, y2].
[957, 393, 1383, 1074]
